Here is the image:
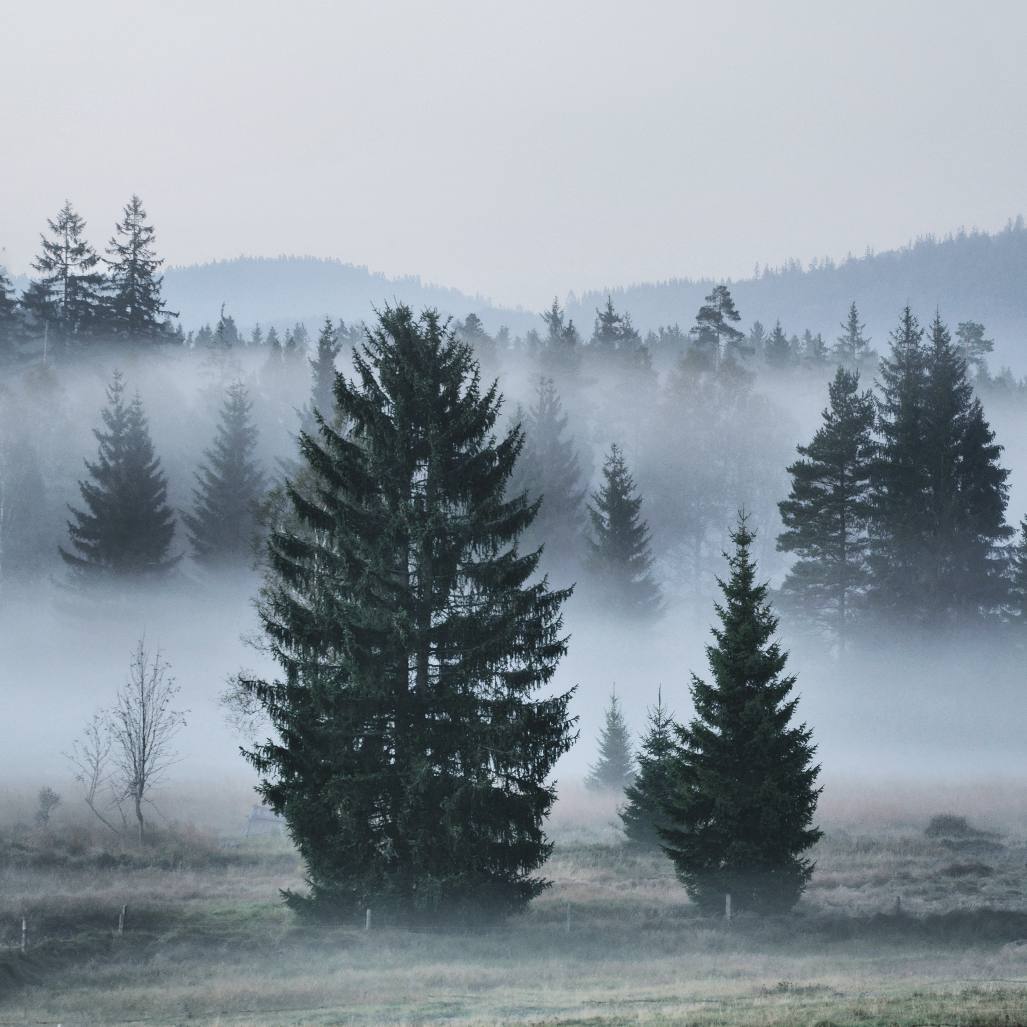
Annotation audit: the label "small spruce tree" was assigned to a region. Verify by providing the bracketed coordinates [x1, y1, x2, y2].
[586, 687, 634, 791]
[587, 443, 661, 618]
[661, 516, 821, 914]
[619, 688, 676, 847]
[183, 381, 266, 566]
[61, 372, 178, 580]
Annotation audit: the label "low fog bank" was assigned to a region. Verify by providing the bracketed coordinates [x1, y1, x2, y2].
[2, 574, 1024, 822]
[3, 326, 1027, 826]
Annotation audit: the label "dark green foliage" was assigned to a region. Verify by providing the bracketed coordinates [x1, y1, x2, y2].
[586, 687, 634, 791]
[619, 688, 675, 847]
[61, 372, 178, 580]
[508, 377, 586, 574]
[778, 368, 875, 639]
[868, 309, 1011, 622]
[23, 201, 106, 346]
[662, 518, 821, 914]
[241, 305, 575, 923]
[587, 444, 661, 618]
[184, 382, 266, 566]
[867, 307, 929, 614]
[833, 302, 873, 368]
[104, 195, 176, 342]
[689, 285, 745, 368]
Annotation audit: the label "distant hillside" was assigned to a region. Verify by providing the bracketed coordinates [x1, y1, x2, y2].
[567, 220, 1027, 369]
[160, 256, 537, 335]
[8, 223, 1027, 368]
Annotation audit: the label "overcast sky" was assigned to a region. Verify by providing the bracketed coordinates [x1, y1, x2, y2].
[2, 0, 1025, 308]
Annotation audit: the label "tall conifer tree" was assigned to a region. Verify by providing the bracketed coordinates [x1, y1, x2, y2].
[306, 317, 342, 428]
[867, 307, 929, 616]
[778, 368, 876, 640]
[921, 315, 1011, 615]
[23, 201, 105, 346]
[104, 194, 176, 341]
[833, 302, 872, 368]
[241, 305, 575, 922]
[690, 285, 745, 368]
[61, 373, 178, 580]
[587, 444, 661, 618]
[662, 518, 821, 914]
[184, 382, 266, 566]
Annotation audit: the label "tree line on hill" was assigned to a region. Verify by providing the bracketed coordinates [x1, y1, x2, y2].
[4, 199, 1027, 642]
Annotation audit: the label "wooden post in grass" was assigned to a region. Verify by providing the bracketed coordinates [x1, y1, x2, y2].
[365, 908, 372, 931]
[725, 894, 732, 921]
[20, 917, 26, 953]
[118, 905, 126, 935]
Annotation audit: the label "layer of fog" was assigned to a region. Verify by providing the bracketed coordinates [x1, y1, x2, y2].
[2, 336, 1025, 825]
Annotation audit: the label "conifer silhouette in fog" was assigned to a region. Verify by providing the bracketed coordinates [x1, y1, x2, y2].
[587, 443, 661, 618]
[662, 516, 821, 914]
[585, 687, 634, 791]
[60, 371, 178, 581]
[241, 305, 575, 923]
[184, 380, 266, 566]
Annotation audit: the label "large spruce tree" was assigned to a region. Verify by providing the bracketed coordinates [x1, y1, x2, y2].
[241, 305, 575, 923]
[778, 367, 876, 640]
[619, 688, 676, 848]
[587, 443, 661, 618]
[23, 201, 105, 346]
[585, 687, 634, 791]
[184, 381, 266, 566]
[61, 372, 178, 580]
[662, 517, 821, 914]
[104, 194, 176, 342]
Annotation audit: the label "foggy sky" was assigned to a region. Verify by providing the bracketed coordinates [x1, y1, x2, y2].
[3, 0, 1026, 309]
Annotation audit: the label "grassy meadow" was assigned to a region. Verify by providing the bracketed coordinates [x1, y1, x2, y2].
[1, 779, 1026, 1026]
